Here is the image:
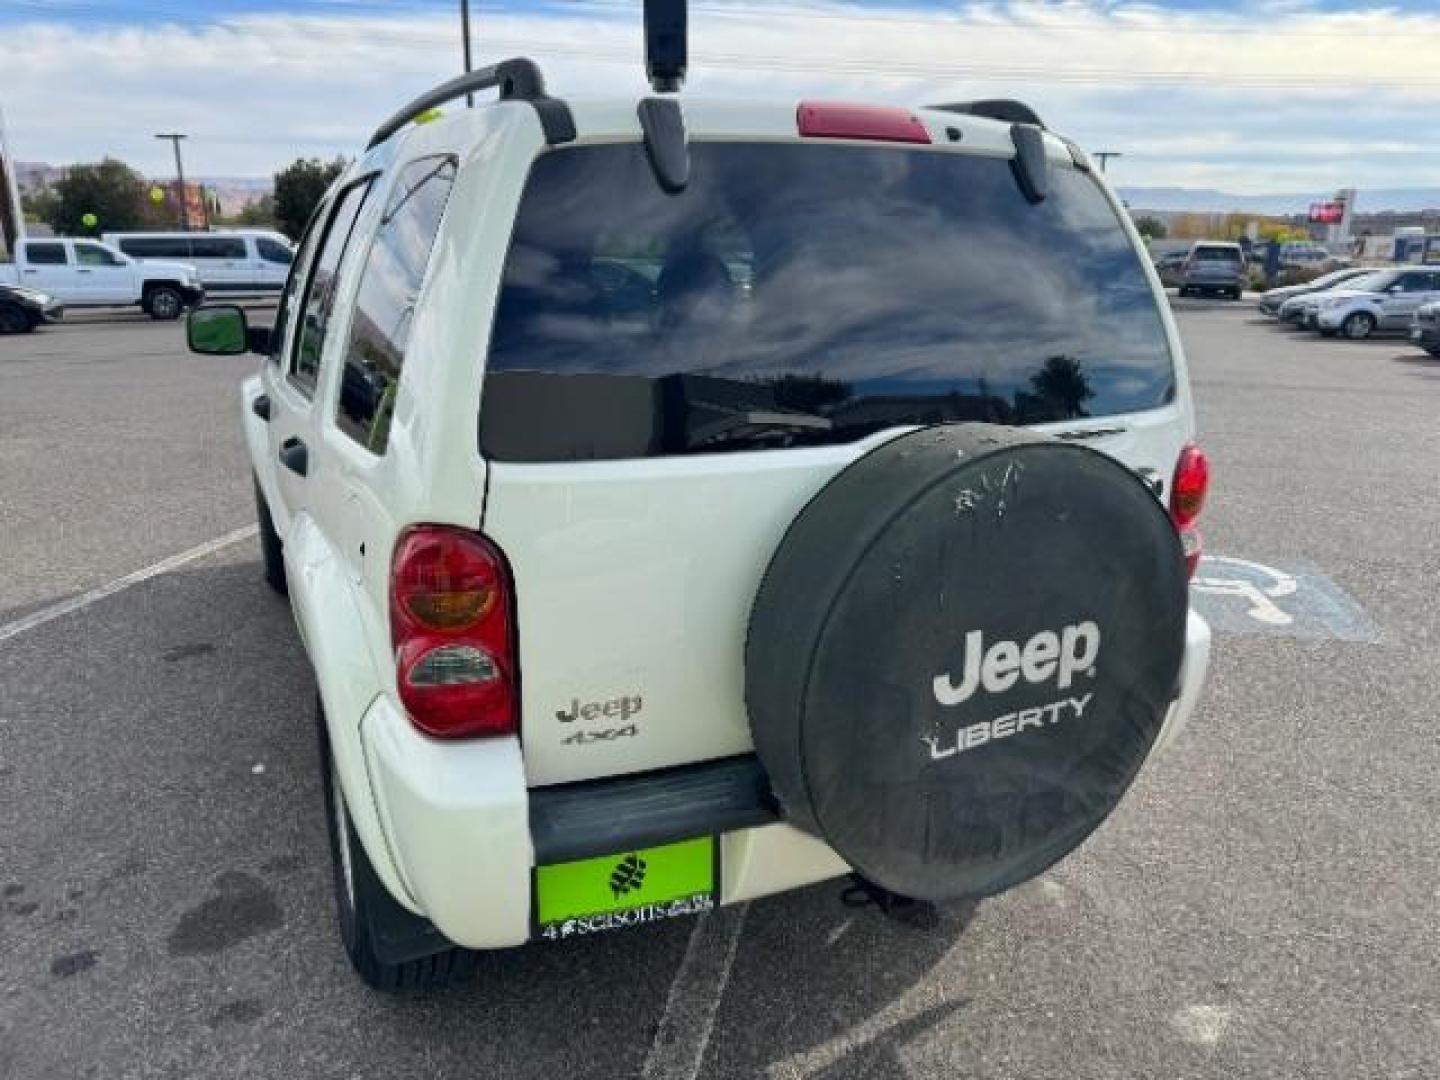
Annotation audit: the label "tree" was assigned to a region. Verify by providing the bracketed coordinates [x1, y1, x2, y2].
[43, 158, 167, 235]
[21, 185, 60, 227]
[216, 193, 277, 230]
[1132, 214, 1167, 240]
[273, 157, 347, 240]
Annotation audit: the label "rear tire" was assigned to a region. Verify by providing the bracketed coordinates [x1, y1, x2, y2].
[0, 303, 32, 334]
[317, 700, 476, 992]
[254, 478, 288, 596]
[144, 284, 184, 320]
[1342, 312, 1376, 340]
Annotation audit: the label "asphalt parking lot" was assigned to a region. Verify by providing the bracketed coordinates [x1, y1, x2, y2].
[2, 299, 1439, 1079]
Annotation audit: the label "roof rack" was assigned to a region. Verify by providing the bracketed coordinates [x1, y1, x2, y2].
[366, 58, 576, 151]
[926, 99, 1046, 130]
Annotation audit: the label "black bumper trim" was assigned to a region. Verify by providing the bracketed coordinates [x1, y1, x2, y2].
[529, 754, 781, 865]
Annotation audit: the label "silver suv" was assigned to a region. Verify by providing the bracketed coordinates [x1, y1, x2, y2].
[1179, 242, 1246, 300]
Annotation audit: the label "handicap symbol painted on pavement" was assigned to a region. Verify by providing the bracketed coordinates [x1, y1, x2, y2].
[1190, 555, 1379, 642]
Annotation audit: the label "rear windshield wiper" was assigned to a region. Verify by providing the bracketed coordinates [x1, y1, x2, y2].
[685, 408, 833, 451]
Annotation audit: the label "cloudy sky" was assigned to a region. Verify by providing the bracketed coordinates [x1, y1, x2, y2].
[2, 0, 1438, 193]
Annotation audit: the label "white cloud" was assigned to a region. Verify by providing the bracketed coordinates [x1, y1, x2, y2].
[1, 1, 1438, 192]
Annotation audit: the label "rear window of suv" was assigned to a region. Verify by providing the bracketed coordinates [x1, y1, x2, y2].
[483, 142, 1175, 462]
[1192, 246, 1242, 264]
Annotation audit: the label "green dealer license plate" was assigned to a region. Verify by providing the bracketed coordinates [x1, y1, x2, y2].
[535, 837, 717, 941]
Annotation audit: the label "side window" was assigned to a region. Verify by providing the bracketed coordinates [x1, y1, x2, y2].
[190, 237, 248, 259]
[267, 217, 325, 368]
[336, 156, 457, 453]
[25, 242, 68, 265]
[256, 238, 293, 265]
[75, 243, 123, 267]
[120, 238, 191, 259]
[1398, 274, 1429, 293]
[287, 179, 372, 397]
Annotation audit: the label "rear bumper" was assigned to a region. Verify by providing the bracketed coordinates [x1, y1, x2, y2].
[360, 608, 1212, 951]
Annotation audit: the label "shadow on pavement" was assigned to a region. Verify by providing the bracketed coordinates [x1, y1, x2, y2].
[1, 554, 972, 1080]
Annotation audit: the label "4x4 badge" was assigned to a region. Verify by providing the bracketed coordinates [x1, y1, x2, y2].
[562, 725, 638, 746]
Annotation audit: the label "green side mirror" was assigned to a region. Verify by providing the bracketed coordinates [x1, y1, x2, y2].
[187, 304, 249, 356]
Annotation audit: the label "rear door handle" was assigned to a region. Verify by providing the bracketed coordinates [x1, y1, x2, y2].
[279, 436, 308, 477]
[251, 394, 271, 422]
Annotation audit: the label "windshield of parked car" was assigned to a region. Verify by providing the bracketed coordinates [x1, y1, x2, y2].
[1309, 268, 1362, 289]
[1343, 271, 1395, 293]
[482, 142, 1176, 462]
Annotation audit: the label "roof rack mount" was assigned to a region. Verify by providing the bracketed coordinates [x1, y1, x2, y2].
[927, 99, 1046, 130]
[366, 57, 576, 151]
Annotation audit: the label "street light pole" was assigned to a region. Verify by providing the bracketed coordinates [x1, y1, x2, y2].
[460, 0, 474, 106]
[155, 132, 189, 230]
[1094, 151, 1123, 174]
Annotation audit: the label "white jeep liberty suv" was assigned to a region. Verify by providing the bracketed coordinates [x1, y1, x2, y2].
[188, 40, 1212, 990]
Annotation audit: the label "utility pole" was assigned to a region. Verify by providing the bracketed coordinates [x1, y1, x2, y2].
[0, 102, 23, 253]
[1094, 151, 1123, 174]
[460, 0, 474, 106]
[155, 132, 189, 230]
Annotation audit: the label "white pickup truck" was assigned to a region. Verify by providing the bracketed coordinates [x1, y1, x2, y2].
[1, 236, 204, 319]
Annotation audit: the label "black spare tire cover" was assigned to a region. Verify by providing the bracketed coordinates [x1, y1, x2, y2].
[746, 424, 1188, 901]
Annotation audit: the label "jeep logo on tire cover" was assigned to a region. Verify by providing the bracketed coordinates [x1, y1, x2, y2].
[932, 621, 1100, 706]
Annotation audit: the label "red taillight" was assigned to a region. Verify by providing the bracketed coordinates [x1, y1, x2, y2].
[797, 102, 931, 145]
[390, 525, 517, 739]
[1170, 442, 1210, 577]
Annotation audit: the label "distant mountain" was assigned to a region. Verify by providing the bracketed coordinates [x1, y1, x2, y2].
[16, 160, 272, 212]
[15, 161, 61, 192]
[1119, 186, 1440, 215]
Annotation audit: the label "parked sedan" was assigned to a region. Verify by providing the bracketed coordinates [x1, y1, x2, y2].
[0, 283, 64, 333]
[1153, 250, 1187, 288]
[1412, 302, 1440, 357]
[1314, 268, 1440, 340]
[1257, 266, 1376, 317]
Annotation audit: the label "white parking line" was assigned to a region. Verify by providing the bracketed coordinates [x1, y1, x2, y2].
[0, 526, 258, 647]
[641, 902, 750, 1080]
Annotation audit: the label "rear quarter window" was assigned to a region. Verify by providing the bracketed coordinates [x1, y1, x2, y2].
[334, 155, 458, 454]
[482, 142, 1176, 463]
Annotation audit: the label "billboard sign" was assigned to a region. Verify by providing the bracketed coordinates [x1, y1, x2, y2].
[1308, 202, 1344, 225]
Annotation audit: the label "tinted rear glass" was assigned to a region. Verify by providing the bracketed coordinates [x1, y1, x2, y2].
[25, 242, 66, 265]
[118, 237, 191, 259]
[189, 237, 248, 259]
[1193, 246, 1242, 264]
[484, 142, 1175, 462]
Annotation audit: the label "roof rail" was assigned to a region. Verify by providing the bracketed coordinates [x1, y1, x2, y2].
[366, 58, 576, 151]
[926, 99, 1046, 130]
